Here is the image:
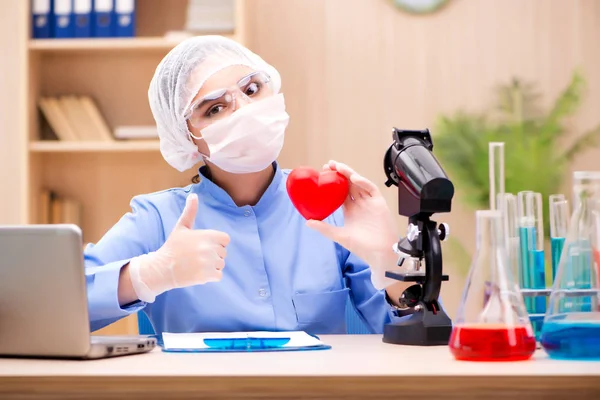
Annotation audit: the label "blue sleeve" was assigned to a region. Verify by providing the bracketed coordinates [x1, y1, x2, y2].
[84, 195, 164, 332]
[341, 251, 400, 334]
[330, 210, 399, 334]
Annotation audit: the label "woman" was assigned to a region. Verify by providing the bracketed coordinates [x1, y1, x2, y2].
[84, 35, 410, 335]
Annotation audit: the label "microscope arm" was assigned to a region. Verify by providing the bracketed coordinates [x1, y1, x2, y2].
[422, 220, 443, 307]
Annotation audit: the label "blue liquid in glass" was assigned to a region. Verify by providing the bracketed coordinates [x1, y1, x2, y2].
[531, 249, 547, 339]
[541, 319, 600, 360]
[581, 245, 592, 312]
[550, 237, 565, 282]
[519, 226, 547, 338]
[532, 250, 546, 311]
[564, 241, 593, 312]
[519, 227, 534, 311]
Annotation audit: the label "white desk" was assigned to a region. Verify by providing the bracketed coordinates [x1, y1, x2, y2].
[1, 335, 599, 399]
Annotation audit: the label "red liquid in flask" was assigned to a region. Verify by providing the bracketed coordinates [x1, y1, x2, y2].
[449, 324, 536, 361]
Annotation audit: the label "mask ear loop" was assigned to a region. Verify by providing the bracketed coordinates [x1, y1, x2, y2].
[188, 127, 208, 165]
[189, 130, 203, 141]
[183, 99, 203, 141]
[184, 112, 205, 155]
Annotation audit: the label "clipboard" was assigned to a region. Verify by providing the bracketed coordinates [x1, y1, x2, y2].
[159, 331, 332, 353]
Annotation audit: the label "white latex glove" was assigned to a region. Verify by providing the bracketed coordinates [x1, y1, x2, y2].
[129, 193, 230, 302]
[306, 160, 400, 290]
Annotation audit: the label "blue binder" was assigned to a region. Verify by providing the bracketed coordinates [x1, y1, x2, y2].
[53, 0, 74, 38]
[73, 0, 92, 37]
[94, 0, 114, 37]
[114, 0, 135, 37]
[31, 0, 53, 38]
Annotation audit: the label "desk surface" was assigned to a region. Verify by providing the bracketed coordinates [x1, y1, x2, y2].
[1, 334, 600, 399]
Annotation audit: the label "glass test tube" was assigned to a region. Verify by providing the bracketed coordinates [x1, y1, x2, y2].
[517, 191, 534, 312]
[549, 194, 568, 282]
[497, 193, 520, 286]
[489, 143, 505, 211]
[526, 192, 546, 315]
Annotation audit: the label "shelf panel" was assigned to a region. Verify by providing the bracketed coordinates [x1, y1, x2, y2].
[28, 34, 236, 52]
[29, 140, 161, 153]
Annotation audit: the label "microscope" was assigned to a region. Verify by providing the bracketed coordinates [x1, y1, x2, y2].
[382, 128, 454, 346]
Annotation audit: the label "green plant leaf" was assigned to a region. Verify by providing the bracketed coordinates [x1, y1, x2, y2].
[434, 112, 493, 208]
[539, 69, 585, 142]
[493, 78, 542, 123]
[560, 124, 600, 162]
[432, 70, 600, 238]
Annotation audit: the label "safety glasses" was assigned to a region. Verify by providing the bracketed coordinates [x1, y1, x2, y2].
[185, 71, 273, 129]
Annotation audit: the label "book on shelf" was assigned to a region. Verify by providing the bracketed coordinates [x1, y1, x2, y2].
[38, 95, 158, 143]
[185, 0, 235, 33]
[31, 0, 136, 39]
[113, 125, 158, 139]
[39, 189, 82, 227]
[38, 95, 114, 142]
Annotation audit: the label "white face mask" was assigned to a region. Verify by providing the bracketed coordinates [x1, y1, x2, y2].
[192, 93, 290, 174]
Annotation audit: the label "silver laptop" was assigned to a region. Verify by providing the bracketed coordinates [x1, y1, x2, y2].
[0, 224, 157, 359]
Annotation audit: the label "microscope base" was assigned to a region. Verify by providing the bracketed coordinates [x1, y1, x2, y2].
[383, 307, 452, 346]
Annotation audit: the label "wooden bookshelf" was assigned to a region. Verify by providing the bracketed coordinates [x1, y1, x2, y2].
[29, 34, 239, 53]
[29, 37, 189, 52]
[29, 140, 161, 152]
[6, 0, 247, 337]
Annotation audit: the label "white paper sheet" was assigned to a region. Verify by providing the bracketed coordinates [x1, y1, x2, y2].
[162, 331, 325, 350]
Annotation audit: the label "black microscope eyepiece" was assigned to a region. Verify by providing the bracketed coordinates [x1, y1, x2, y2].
[384, 128, 454, 217]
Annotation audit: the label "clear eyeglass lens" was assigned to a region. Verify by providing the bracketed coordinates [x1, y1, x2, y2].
[187, 71, 272, 128]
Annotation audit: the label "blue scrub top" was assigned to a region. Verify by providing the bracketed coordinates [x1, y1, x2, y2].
[84, 162, 400, 335]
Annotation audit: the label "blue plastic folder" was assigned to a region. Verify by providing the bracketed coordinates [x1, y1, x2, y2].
[160, 331, 331, 353]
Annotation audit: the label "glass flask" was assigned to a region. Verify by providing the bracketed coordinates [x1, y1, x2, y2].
[541, 171, 600, 360]
[449, 210, 536, 361]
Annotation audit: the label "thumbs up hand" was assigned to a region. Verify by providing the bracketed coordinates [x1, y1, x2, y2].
[129, 193, 231, 303]
[166, 193, 231, 284]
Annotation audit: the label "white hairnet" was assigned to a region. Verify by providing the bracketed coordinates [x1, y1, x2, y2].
[148, 35, 282, 172]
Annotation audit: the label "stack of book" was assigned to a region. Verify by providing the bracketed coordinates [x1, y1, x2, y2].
[39, 190, 82, 227]
[38, 95, 114, 142]
[38, 95, 159, 141]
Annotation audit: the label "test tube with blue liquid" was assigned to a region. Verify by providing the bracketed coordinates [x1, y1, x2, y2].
[517, 191, 547, 338]
[517, 191, 534, 312]
[549, 194, 568, 282]
[526, 192, 547, 317]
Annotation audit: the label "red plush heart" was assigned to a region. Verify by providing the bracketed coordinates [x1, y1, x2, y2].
[286, 166, 350, 221]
